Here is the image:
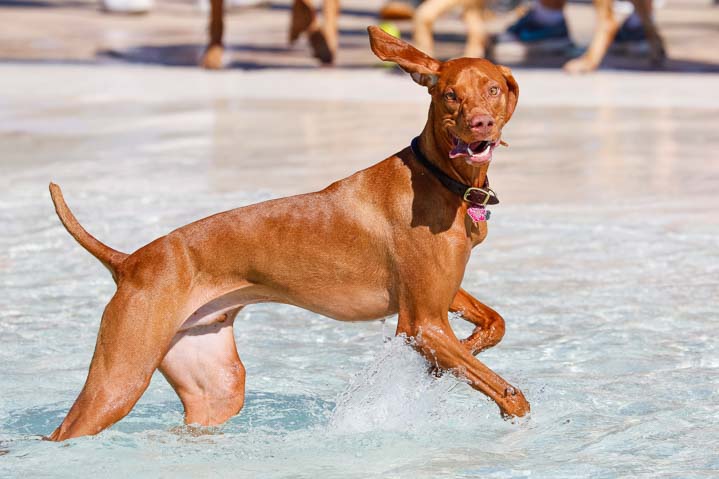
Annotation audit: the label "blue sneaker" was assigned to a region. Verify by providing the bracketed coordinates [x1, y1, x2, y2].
[495, 9, 574, 56]
[610, 16, 651, 55]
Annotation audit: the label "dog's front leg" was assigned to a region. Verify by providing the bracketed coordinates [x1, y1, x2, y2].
[398, 311, 529, 419]
[450, 288, 505, 355]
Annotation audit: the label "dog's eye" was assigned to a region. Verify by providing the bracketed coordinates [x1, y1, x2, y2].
[489, 86, 500, 96]
[444, 91, 457, 102]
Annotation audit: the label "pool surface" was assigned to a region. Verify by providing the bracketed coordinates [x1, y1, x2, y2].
[1, 65, 718, 478]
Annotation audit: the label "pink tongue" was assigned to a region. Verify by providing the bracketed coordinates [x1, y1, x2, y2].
[450, 140, 469, 158]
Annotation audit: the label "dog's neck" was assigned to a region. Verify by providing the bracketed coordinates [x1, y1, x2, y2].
[418, 103, 490, 190]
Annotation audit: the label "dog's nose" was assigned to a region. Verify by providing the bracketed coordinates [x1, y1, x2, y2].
[469, 114, 495, 134]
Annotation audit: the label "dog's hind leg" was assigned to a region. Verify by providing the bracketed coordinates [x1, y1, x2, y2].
[48, 286, 183, 441]
[159, 309, 246, 426]
[450, 288, 505, 355]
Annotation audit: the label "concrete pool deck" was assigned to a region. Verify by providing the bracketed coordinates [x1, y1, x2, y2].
[1, 0, 718, 71]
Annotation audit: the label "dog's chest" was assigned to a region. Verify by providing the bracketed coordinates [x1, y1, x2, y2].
[470, 221, 489, 246]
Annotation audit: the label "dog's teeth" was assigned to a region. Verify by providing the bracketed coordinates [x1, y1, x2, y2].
[482, 143, 492, 155]
[466, 146, 475, 156]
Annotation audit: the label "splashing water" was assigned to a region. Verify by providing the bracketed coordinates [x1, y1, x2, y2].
[328, 335, 461, 434]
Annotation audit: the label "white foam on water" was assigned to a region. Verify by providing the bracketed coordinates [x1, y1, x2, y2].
[328, 335, 460, 434]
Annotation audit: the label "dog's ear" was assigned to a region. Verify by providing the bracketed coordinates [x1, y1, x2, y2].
[367, 26, 440, 88]
[498, 65, 519, 122]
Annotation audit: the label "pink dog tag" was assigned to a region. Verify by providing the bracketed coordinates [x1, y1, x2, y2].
[467, 205, 491, 223]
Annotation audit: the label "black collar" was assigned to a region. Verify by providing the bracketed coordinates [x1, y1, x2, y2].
[410, 136, 499, 206]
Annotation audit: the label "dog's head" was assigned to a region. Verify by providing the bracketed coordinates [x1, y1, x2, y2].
[368, 26, 518, 166]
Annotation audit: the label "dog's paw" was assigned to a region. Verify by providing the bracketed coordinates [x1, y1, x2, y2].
[499, 386, 530, 418]
[201, 45, 224, 70]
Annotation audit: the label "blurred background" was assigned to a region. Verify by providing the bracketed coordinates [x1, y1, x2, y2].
[0, 0, 718, 70]
[1, 1, 718, 478]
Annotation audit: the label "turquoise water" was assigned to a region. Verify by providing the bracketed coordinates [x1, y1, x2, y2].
[1, 66, 718, 478]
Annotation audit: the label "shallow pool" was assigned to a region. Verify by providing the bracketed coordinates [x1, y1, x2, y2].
[1, 65, 717, 478]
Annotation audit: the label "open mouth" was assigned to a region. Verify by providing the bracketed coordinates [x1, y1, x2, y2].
[449, 136, 499, 164]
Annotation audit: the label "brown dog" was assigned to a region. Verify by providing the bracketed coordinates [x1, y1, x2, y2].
[48, 26, 528, 441]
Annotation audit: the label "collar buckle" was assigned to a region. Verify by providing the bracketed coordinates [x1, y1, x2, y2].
[410, 136, 499, 206]
[463, 187, 496, 206]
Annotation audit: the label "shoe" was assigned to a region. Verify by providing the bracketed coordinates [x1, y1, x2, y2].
[495, 9, 574, 56]
[506, 9, 571, 45]
[609, 16, 651, 56]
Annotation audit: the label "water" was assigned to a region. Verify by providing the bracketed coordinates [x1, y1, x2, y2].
[1, 65, 718, 477]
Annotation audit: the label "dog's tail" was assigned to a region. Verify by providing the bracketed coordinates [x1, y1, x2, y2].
[49, 183, 127, 282]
